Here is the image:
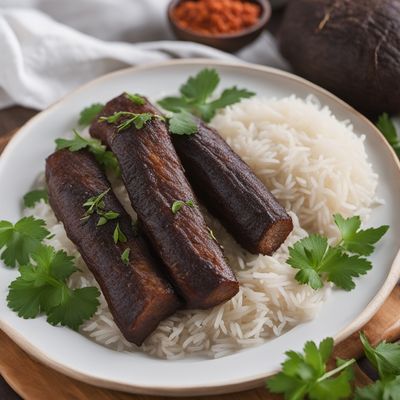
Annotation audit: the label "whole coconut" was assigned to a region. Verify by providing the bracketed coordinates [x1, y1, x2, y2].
[279, 0, 400, 115]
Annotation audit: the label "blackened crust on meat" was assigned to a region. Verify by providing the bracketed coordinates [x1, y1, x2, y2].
[90, 94, 239, 309]
[46, 149, 180, 345]
[172, 121, 293, 255]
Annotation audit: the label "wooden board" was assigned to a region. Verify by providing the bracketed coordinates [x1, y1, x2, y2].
[0, 130, 399, 399]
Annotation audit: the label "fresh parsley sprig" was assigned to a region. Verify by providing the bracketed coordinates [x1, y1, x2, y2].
[23, 189, 48, 208]
[287, 214, 388, 291]
[376, 113, 400, 158]
[267, 334, 400, 400]
[7, 244, 100, 330]
[0, 217, 50, 268]
[267, 337, 355, 400]
[99, 111, 164, 132]
[55, 129, 120, 175]
[158, 68, 255, 135]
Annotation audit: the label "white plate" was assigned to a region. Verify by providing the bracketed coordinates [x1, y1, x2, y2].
[0, 60, 399, 396]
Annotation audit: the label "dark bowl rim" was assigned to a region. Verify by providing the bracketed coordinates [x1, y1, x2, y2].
[167, 0, 271, 40]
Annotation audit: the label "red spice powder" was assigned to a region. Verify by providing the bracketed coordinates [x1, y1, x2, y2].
[172, 0, 261, 36]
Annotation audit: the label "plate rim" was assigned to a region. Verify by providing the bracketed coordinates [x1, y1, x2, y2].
[1, 58, 400, 396]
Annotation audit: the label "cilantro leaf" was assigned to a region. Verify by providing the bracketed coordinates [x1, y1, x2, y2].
[23, 189, 48, 208]
[376, 113, 400, 158]
[319, 247, 372, 291]
[267, 337, 355, 400]
[288, 215, 388, 291]
[355, 376, 400, 400]
[287, 234, 328, 290]
[46, 286, 100, 331]
[7, 277, 54, 318]
[180, 68, 220, 104]
[55, 130, 93, 152]
[360, 333, 400, 380]
[7, 244, 100, 330]
[0, 217, 49, 267]
[7, 245, 75, 317]
[55, 130, 120, 175]
[78, 103, 104, 127]
[158, 68, 255, 125]
[334, 214, 389, 256]
[158, 96, 190, 113]
[200, 86, 255, 122]
[168, 110, 198, 135]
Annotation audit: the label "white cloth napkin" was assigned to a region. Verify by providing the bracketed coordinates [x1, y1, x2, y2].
[0, 0, 288, 110]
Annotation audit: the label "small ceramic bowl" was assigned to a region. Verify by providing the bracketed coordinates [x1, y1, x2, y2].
[167, 0, 271, 53]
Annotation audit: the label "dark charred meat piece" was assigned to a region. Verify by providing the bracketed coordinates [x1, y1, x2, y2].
[46, 149, 180, 345]
[172, 121, 293, 255]
[90, 94, 239, 309]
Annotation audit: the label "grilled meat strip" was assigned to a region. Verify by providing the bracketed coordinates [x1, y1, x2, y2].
[90, 94, 239, 309]
[172, 121, 293, 255]
[46, 149, 180, 345]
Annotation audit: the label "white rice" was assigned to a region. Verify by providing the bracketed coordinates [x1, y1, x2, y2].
[25, 96, 378, 359]
[211, 96, 379, 239]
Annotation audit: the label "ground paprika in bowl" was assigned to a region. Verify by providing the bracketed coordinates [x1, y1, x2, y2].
[168, 0, 271, 52]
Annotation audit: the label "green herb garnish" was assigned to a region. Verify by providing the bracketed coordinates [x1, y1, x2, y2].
[168, 110, 198, 135]
[99, 111, 164, 132]
[113, 223, 127, 244]
[287, 214, 388, 291]
[267, 337, 355, 400]
[78, 103, 105, 127]
[96, 211, 120, 226]
[81, 189, 120, 226]
[125, 93, 146, 105]
[355, 333, 400, 399]
[23, 189, 48, 208]
[360, 333, 400, 379]
[158, 68, 255, 134]
[267, 333, 400, 399]
[0, 217, 50, 268]
[171, 199, 195, 214]
[355, 376, 400, 399]
[55, 129, 119, 175]
[121, 248, 130, 265]
[376, 113, 400, 158]
[334, 214, 389, 256]
[7, 244, 100, 330]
